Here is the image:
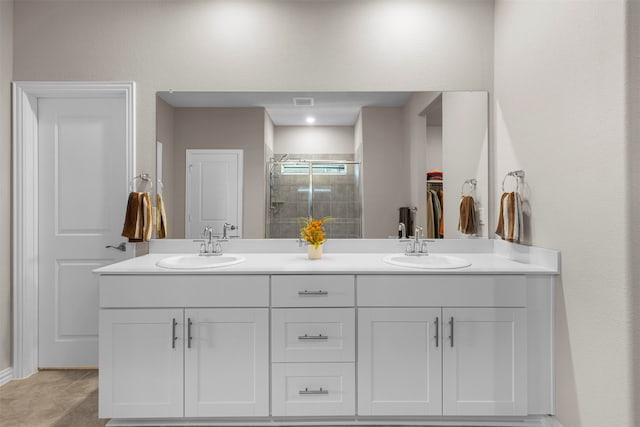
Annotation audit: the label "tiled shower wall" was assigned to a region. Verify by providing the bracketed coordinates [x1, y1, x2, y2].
[267, 153, 362, 239]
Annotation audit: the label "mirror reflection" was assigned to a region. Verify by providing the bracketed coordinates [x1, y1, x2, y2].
[155, 91, 488, 239]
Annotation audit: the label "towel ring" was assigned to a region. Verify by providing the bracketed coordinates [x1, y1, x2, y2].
[502, 170, 525, 193]
[129, 173, 153, 192]
[461, 179, 477, 196]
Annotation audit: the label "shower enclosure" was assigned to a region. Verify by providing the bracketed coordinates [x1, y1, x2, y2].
[266, 154, 362, 239]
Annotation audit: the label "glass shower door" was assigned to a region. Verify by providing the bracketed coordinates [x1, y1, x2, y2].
[267, 159, 362, 239]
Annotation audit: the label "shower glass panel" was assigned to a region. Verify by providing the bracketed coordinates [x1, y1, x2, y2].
[267, 155, 362, 239]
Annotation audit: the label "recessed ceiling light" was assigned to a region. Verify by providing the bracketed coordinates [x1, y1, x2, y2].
[305, 117, 316, 124]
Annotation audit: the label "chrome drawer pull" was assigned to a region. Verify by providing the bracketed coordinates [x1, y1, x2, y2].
[171, 318, 178, 349]
[298, 333, 328, 340]
[298, 290, 328, 296]
[299, 387, 329, 395]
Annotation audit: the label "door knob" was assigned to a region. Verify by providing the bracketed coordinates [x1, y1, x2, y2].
[105, 242, 127, 252]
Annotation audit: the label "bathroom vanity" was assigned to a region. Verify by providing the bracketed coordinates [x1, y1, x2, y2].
[95, 239, 559, 427]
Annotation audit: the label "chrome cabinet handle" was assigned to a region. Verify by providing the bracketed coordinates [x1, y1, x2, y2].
[105, 242, 126, 252]
[299, 387, 328, 395]
[435, 317, 439, 348]
[298, 290, 328, 296]
[298, 334, 328, 340]
[187, 318, 193, 349]
[449, 316, 454, 347]
[171, 318, 178, 349]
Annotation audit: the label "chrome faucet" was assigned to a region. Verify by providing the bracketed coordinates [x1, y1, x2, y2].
[222, 223, 236, 240]
[194, 225, 225, 256]
[405, 225, 430, 256]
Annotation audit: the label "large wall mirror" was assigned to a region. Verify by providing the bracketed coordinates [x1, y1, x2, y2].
[155, 91, 488, 240]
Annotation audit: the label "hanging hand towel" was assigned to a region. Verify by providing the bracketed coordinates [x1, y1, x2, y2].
[121, 192, 153, 242]
[156, 193, 168, 239]
[458, 195, 477, 235]
[496, 192, 523, 243]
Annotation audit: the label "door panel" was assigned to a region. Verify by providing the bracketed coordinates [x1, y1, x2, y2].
[38, 96, 131, 367]
[184, 308, 269, 417]
[186, 150, 243, 239]
[358, 308, 442, 416]
[442, 308, 527, 416]
[99, 309, 184, 418]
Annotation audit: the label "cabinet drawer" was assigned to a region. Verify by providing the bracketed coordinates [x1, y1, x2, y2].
[100, 275, 269, 307]
[271, 275, 354, 307]
[272, 363, 355, 416]
[272, 308, 355, 362]
[357, 275, 526, 307]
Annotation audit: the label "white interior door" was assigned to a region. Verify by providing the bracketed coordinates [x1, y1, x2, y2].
[186, 149, 243, 239]
[38, 96, 132, 367]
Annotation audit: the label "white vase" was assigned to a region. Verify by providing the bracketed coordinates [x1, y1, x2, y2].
[307, 244, 323, 260]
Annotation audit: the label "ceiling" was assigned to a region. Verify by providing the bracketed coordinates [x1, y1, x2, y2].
[157, 91, 413, 126]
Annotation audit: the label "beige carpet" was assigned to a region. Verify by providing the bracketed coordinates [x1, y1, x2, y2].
[0, 369, 106, 427]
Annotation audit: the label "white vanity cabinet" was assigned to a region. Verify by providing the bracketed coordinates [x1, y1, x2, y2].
[357, 275, 528, 417]
[99, 275, 270, 419]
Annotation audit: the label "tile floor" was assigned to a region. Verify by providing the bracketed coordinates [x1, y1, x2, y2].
[0, 370, 106, 427]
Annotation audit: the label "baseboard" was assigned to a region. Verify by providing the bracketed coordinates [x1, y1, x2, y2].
[0, 367, 13, 385]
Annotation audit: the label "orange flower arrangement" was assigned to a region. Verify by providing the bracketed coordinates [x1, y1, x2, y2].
[299, 216, 332, 248]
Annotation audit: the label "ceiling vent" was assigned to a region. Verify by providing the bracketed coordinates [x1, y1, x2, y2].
[293, 97, 314, 107]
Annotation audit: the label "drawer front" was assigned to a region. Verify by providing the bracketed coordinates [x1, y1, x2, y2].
[272, 363, 355, 416]
[100, 275, 269, 307]
[271, 275, 355, 307]
[272, 308, 355, 362]
[357, 275, 526, 307]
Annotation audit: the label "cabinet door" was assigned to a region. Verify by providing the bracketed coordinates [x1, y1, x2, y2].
[99, 309, 184, 418]
[184, 308, 269, 417]
[442, 308, 527, 416]
[358, 308, 442, 416]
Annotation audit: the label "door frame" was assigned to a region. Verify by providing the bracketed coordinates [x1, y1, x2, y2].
[12, 81, 136, 379]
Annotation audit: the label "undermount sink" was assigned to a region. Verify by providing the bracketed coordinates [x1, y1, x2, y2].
[383, 254, 471, 269]
[156, 254, 245, 270]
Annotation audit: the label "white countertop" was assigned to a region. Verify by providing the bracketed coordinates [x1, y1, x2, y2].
[94, 252, 558, 275]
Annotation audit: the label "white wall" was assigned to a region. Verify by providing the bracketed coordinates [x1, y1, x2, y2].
[494, 1, 633, 426]
[156, 97, 176, 238]
[442, 91, 488, 238]
[0, 0, 13, 374]
[274, 126, 354, 155]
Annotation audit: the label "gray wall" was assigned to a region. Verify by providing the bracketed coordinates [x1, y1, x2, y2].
[494, 0, 635, 425]
[360, 107, 407, 238]
[0, 0, 13, 374]
[156, 97, 176, 238]
[2, 0, 490, 373]
[629, 0, 640, 421]
[173, 108, 267, 238]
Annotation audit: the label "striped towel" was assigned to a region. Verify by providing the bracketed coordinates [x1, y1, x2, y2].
[496, 192, 523, 243]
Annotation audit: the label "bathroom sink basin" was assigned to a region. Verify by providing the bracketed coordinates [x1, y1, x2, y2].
[156, 254, 245, 269]
[383, 254, 471, 269]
